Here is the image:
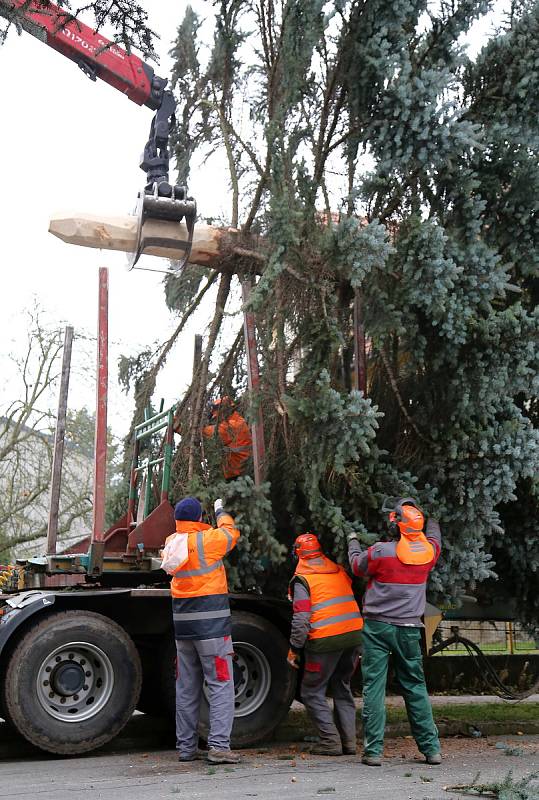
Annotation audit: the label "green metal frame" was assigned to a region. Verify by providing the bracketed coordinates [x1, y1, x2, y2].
[128, 403, 176, 529]
[42, 403, 178, 579]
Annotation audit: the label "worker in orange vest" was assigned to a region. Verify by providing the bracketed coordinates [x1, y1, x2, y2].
[287, 533, 363, 756]
[202, 397, 252, 480]
[168, 496, 241, 765]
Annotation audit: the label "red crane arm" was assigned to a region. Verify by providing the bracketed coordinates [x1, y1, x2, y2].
[2, 0, 198, 272]
[4, 0, 163, 109]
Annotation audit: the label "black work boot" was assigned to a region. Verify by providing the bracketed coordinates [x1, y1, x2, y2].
[361, 754, 382, 767]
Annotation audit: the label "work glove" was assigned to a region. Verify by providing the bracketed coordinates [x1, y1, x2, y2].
[347, 532, 359, 542]
[214, 498, 224, 516]
[287, 648, 300, 669]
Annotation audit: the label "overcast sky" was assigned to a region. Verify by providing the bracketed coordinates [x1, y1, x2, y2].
[0, 1, 226, 434]
[0, 2, 504, 436]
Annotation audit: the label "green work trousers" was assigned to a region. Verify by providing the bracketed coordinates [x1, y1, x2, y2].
[361, 619, 440, 757]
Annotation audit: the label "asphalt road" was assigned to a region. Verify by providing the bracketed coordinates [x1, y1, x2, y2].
[1, 734, 538, 800]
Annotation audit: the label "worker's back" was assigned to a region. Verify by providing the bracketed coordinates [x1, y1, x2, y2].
[168, 512, 240, 639]
[351, 518, 441, 625]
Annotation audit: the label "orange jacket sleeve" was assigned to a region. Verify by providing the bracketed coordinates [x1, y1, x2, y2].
[202, 512, 240, 564]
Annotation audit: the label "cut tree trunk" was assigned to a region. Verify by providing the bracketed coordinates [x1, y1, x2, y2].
[48, 211, 254, 269]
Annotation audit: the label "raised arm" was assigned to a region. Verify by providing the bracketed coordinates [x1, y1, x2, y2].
[202, 500, 240, 564]
[348, 535, 370, 577]
[426, 517, 442, 562]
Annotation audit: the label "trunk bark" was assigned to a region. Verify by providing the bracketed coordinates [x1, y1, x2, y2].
[49, 212, 246, 269]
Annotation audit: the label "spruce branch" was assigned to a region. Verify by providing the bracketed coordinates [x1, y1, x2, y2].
[378, 347, 432, 445]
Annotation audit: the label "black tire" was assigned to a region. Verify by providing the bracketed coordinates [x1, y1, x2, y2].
[0, 684, 13, 729]
[4, 610, 142, 755]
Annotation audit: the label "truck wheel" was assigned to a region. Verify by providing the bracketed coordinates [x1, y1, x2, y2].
[4, 610, 141, 755]
[0, 686, 13, 729]
[197, 612, 296, 746]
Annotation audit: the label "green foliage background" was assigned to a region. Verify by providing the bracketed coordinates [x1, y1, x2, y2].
[120, 1, 539, 624]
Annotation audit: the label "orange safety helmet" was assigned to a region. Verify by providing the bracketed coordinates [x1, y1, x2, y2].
[388, 497, 425, 536]
[293, 533, 323, 561]
[386, 498, 434, 565]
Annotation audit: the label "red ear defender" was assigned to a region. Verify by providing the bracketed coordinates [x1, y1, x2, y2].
[387, 511, 400, 539]
[293, 533, 323, 560]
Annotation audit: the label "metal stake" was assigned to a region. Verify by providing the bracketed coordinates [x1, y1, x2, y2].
[46, 326, 74, 556]
[89, 268, 109, 574]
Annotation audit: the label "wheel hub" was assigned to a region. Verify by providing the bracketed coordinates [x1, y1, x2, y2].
[36, 642, 114, 723]
[51, 662, 85, 696]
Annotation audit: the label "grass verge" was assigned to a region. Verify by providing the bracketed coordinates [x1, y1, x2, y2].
[277, 702, 539, 742]
[386, 702, 539, 725]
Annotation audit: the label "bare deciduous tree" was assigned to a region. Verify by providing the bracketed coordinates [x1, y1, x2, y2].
[0, 309, 93, 560]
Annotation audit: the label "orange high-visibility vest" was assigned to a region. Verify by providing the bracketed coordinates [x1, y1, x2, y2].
[168, 514, 239, 600]
[294, 556, 363, 641]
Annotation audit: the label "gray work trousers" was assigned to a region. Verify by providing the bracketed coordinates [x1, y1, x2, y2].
[300, 647, 360, 748]
[175, 637, 235, 754]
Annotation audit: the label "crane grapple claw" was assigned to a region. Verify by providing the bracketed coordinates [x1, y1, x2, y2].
[128, 185, 197, 273]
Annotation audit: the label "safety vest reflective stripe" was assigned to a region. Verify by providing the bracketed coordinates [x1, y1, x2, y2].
[294, 559, 363, 641]
[177, 560, 224, 578]
[172, 594, 231, 639]
[311, 611, 361, 630]
[409, 542, 427, 551]
[311, 594, 356, 612]
[223, 529, 234, 554]
[173, 609, 231, 622]
[197, 532, 208, 567]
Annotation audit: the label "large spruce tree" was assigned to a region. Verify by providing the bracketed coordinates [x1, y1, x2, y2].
[121, 1, 539, 622]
